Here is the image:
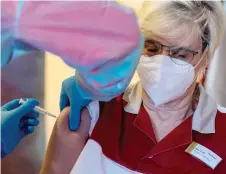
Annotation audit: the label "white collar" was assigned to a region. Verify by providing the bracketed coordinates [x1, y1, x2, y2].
[122, 72, 224, 134]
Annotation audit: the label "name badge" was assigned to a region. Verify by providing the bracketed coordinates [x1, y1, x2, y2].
[185, 142, 222, 169]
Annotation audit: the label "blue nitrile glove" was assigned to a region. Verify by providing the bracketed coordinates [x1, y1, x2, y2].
[1, 99, 40, 158]
[60, 76, 91, 131]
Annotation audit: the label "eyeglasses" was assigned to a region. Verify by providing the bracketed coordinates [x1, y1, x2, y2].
[144, 39, 201, 65]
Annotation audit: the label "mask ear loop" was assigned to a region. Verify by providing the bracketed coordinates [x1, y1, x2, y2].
[194, 44, 209, 69]
[195, 45, 209, 83]
[191, 45, 209, 111]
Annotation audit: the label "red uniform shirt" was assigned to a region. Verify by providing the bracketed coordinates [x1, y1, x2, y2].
[89, 96, 226, 174]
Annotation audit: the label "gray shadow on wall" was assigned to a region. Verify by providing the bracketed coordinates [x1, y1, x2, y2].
[1, 51, 46, 174]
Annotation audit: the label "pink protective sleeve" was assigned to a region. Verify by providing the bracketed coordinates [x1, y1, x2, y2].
[1, 1, 141, 73]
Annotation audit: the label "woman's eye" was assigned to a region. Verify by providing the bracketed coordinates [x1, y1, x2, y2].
[177, 54, 186, 59]
[147, 46, 158, 52]
[172, 50, 188, 59]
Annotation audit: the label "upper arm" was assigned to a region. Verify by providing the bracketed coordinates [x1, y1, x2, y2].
[40, 107, 91, 174]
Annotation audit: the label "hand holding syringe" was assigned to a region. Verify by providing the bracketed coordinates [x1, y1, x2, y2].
[19, 99, 57, 118]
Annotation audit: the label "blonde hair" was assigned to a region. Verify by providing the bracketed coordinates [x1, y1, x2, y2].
[139, 1, 225, 59]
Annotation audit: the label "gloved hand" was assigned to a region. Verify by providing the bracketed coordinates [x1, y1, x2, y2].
[1, 99, 40, 158]
[60, 36, 145, 131]
[60, 76, 91, 131]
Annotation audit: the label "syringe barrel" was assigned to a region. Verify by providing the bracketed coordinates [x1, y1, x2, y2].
[19, 98, 56, 118]
[34, 106, 47, 115]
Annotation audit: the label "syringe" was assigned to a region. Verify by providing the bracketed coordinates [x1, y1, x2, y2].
[19, 98, 57, 118]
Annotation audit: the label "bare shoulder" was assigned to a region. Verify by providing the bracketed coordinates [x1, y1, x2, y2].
[40, 107, 91, 174]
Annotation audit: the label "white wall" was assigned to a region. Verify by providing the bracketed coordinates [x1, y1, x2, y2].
[43, 52, 74, 144]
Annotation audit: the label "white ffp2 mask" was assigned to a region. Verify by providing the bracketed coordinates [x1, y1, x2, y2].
[137, 55, 195, 106]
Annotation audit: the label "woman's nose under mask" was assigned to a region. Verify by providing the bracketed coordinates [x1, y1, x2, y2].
[137, 55, 195, 106]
